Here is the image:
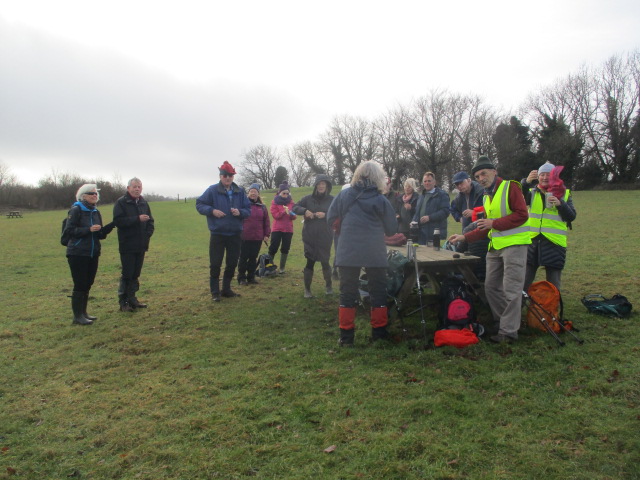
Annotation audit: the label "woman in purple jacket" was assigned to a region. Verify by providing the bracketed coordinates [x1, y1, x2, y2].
[237, 184, 271, 285]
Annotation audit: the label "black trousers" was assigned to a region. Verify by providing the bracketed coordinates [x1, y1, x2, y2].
[209, 234, 241, 280]
[120, 252, 145, 282]
[339, 266, 387, 308]
[237, 240, 262, 281]
[268, 231, 293, 257]
[67, 255, 100, 293]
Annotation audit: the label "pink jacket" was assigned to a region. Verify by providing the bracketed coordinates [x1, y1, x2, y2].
[270, 198, 296, 233]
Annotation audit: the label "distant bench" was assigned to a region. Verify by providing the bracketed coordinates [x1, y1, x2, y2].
[6, 211, 22, 218]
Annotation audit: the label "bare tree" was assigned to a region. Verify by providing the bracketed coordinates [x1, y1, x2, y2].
[372, 107, 415, 188]
[284, 143, 315, 187]
[238, 145, 280, 189]
[523, 51, 640, 185]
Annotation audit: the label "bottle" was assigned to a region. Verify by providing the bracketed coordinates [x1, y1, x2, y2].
[433, 228, 440, 251]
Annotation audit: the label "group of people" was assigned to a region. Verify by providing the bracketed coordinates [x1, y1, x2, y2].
[63, 157, 576, 349]
[195, 162, 337, 302]
[448, 156, 576, 344]
[63, 178, 154, 325]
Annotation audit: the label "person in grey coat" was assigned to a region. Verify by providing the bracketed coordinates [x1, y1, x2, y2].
[293, 174, 334, 298]
[327, 161, 398, 347]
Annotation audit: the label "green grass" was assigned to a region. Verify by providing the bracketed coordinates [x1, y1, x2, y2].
[1, 190, 639, 479]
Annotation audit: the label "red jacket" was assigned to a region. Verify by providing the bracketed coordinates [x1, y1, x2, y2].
[270, 198, 296, 233]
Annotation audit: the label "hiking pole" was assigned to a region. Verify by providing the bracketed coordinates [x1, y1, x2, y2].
[526, 291, 584, 345]
[408, 242, 428, 347]
[522, 291, 565, 346]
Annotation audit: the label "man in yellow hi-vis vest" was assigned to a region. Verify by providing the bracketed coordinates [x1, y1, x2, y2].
[521, 162, 577, 292]
[449, 156, 530, 344]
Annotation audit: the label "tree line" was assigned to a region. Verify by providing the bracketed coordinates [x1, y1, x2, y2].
[239, 51, 639, 191]
[0, 168, 171, 210]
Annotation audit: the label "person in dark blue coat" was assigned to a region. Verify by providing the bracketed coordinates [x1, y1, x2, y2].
[412, 171, 450, 245]
[63, 184, 114, 325]
[327, 161, 398, 347]
[196, 161, 251, 301]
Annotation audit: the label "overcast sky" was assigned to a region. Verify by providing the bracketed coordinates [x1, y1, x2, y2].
[1, 0, 639, 197]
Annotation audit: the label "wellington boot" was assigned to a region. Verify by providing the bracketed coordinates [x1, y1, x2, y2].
[322, 264, 333, 295]
[83, 293, 97, 321]
[303, 268, 314, 298]
[279, 254, 288, 274]
[72, 291, 92, 325]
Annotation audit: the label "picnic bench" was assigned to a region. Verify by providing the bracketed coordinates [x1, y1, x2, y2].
[6, 211, 23, 218]
[387, 244, 485, 320]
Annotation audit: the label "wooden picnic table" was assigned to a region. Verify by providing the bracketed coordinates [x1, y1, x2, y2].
[6, 211, 22, 218]
[387, 244, 485, 320]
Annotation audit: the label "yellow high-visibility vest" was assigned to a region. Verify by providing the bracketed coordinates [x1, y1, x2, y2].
[527, 189, 571, 247]
[484, 180, 531, 250]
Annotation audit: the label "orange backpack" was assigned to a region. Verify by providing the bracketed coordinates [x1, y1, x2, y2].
[526, 281, 572, 333]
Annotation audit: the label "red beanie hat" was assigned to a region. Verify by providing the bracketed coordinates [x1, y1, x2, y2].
[219, 161, 236, 175]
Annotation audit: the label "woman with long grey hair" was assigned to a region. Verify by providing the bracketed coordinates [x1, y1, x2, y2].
[326, 161, 398, 347]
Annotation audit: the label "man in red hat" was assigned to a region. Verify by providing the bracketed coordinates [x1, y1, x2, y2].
[196, 161, 251, 301]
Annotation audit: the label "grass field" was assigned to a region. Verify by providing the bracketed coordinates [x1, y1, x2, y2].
[1, 189, 639, 479]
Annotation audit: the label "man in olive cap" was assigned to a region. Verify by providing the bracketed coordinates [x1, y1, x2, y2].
[449, 156, 531, 344]
[196, 161, 251, 301]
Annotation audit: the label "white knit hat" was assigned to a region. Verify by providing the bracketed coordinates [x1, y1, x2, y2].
[538, 162, 555, 174]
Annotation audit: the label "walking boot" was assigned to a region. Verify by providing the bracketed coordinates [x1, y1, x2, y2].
[118, 278, 134, 311]
[303, 268, 314, 298]
[339, 328, 355, 347]
[322, 264, 333, 295]
[83, 293, 97, 321]
[210, 277, 221, 302]
[221, 276, 240, 298]
[128, 278, 147, 308]
[72, 291, 92, 325]
[278, 254, 288, 274]
[338, 306, 357, 347]
[370, 307, 389, 341]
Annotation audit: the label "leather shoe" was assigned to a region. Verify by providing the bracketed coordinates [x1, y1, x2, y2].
[221, 289, 240, 298]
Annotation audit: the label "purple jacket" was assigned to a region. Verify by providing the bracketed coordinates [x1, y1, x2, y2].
[242, 201, 271, 241]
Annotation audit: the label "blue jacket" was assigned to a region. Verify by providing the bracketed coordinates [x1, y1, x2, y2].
[196, 182, 251, 235]
[327, 182, 397, 268]
[412, 187, 450, 244]
[450, 181, 484, 230]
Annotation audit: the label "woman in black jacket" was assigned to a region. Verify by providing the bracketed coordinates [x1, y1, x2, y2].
[293, 174, 334, 298]
[63, 184, 114, 325]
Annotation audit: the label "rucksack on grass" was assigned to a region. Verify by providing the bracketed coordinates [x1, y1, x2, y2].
[526, 281, 572, 333]
[255, 253, 278, 278]
[581, 294, 633, 318]
[435, 276, 482, 347]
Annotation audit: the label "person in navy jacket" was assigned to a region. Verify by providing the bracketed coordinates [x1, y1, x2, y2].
[196, 161, 251, 301]
[327, 161, 398, 347]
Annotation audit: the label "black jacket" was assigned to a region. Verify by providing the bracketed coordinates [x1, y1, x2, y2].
[113, 193, 154, 254]
[65, 202, 113, 258]
[292, 174, 334, 263]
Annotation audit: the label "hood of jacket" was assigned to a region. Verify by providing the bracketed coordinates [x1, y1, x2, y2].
[313, 174, 333, 196]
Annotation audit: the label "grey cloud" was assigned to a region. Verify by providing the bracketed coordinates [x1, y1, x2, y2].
[0, 20, 326, 196]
